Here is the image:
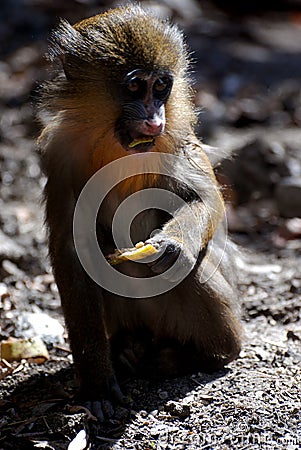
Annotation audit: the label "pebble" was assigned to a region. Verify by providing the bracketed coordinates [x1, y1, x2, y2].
[158, 391, 168, 400]
[165, 401, 191, 419]
[275, 178, 301, 217]
[14, 312, 65, 345]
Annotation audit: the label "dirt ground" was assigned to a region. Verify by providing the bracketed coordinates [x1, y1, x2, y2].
[0, 1, 300, 449]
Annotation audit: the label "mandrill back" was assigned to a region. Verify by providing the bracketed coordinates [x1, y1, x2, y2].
[38, 4, 241, 421]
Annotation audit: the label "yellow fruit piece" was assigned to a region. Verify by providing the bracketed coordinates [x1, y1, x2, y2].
[107, 243, 158, 265]
[128, 137, 154, 148]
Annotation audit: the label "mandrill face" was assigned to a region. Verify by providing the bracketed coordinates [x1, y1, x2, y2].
[114, 69, 173, 152]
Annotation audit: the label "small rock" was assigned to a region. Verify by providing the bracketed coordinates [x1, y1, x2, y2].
[255, 347, 270, 361]
[67, 429, 87, 450]
[0, 230, 24, 261]
[219, 138, 290, 204]
[15, 312, 65, 345]
[255, 390, 265, 399]
[287, 330, 300, 342]
[158, 391, 168, 400]
[0, 282, 9, 300]
[184, 395, 194, 403]
[150, 426, 161, 437]
[2, 260, 24, 277]
[275, 178, 301, 218]
[165, 401, 190, 419]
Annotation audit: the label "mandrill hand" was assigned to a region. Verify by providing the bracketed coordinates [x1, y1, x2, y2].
[145, 233, 197, 281]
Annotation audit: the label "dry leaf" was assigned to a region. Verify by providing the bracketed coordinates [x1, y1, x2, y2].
[1, 336, 49, 363]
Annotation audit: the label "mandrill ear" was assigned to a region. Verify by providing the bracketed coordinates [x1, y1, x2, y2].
[48, 20, 80, 79]
[48, 20, 80, 59]
[48, 19, 92, 81]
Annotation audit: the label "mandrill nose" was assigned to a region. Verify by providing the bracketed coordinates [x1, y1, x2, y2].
[144, 117, 164, 136]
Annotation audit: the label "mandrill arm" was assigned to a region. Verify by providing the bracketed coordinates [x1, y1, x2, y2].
[146, 141, 225, 277]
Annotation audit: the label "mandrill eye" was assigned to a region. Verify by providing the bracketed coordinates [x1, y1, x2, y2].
[153, 77, 172, 100]
[154, 78, 167, 91]
[127, 77, 141, 92]
[126, 76, 146, 98]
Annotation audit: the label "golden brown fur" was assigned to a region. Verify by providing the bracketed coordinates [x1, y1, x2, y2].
[38, 4, 241, 415]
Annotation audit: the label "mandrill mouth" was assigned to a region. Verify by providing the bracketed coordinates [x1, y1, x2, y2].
[115, 118, 163, 152]
[116, 130, 157, 152]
